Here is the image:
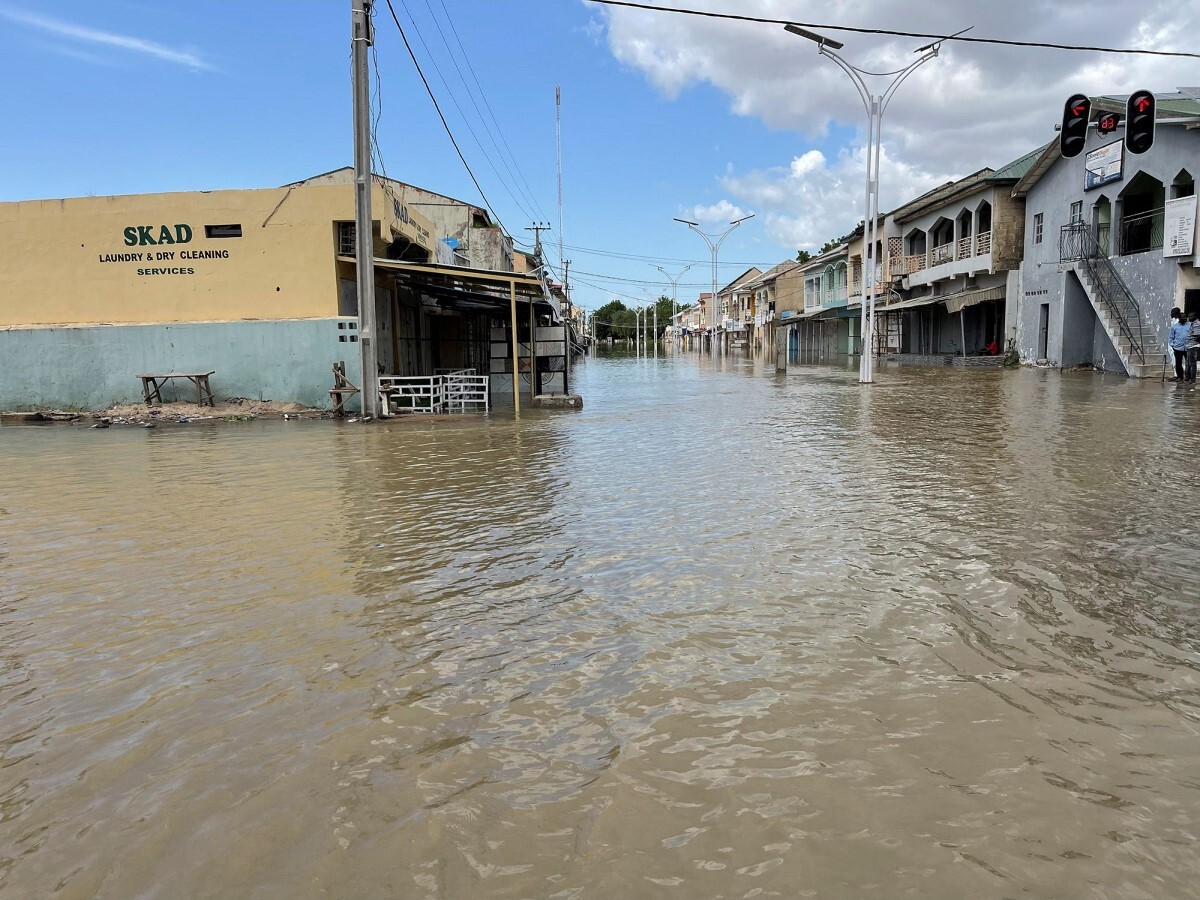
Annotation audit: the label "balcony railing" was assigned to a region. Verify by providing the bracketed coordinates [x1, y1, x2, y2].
[931, 243, 954, 266]
[975, 230, 991, 255]
[823, 286, 848, 307]
[1118, 208, 1164, 256]
[957, 236, 973, 259]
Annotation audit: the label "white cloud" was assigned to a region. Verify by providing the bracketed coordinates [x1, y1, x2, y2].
[685, 198, 749, 224]
[0, 6, 213, 70]
[721, 145, 950, 251]
[593, 0, 1198, 249]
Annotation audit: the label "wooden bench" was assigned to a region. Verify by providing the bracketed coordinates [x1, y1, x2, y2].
[139, 371, 216, 407]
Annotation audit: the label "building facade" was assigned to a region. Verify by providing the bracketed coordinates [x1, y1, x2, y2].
[1013, 95, 1200, 375]
[0, 178, 436, 409]
[0, 173, 563, 411]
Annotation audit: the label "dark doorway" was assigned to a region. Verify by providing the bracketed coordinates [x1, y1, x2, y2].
[1184, 289, 1200, 319]
[1038, 303, 1050, 359]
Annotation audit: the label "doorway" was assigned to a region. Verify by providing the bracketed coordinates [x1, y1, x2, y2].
[1038, 303, 1050, 360]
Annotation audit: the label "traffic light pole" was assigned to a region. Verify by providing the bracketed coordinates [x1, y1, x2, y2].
[786, 24, 942, 383]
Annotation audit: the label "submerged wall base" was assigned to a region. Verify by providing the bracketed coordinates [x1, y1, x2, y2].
[0, 318, 363, 411]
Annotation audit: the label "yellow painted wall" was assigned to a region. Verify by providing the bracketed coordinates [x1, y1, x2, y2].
[0, 181, 434, 326]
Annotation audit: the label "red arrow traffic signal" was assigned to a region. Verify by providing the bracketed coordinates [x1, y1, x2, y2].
[1125, 90, 1156, 154]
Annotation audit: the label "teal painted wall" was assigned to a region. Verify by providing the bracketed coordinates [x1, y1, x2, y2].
[0, 319, 363, 411]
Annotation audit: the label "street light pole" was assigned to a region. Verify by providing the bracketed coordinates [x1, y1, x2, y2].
[674, 215, 754, 353]
[784, 23, 945, 384]
[654, 264, 693, 346]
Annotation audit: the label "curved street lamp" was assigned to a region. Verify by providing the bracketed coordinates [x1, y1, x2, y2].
[674, 214, 754, 350]
[784, 23, 953, 383]
[654, 264, 693, 344]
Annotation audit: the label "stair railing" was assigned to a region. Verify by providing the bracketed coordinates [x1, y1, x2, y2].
[1059, 223, 1146, 365]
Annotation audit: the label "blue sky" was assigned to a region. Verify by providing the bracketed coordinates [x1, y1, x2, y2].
[1, 1, 1195, 314]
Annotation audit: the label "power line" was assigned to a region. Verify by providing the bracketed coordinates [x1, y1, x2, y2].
[589, 0, 1200, 60]
[381, 0, 507, 234]
[570, 268, 715, 287]
[560, 240, 775, 269]
[430, 0, 552, 223]
[393, 2, 540, 225]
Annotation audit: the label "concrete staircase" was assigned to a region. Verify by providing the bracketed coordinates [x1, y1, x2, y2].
[1069, 259, 1160, 379]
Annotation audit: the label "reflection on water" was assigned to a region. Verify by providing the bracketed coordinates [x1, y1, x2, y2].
[2, 350, 1200, 898]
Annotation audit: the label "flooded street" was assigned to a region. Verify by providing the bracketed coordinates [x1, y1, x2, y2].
[3, 352, 1200, 899]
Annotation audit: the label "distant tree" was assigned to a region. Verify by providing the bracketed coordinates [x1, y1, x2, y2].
[593, 299, 628, 341]
[795, 249, 813, 263]
[611, 307, 637, 341]
[820, 239, 840, 254]
[653, 295, 673, 337]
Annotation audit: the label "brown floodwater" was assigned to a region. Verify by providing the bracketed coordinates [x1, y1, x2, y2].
[2, 351, 1200, 899]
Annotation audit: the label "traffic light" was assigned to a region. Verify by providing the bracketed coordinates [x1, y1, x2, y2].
[1060, 94, 1091, 158]
[1125, 89, 1156, 154]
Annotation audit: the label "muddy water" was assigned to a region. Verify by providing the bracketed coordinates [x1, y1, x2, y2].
[2, 352, 1200, 899]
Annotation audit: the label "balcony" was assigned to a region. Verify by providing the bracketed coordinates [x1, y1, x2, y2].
[931, 243, 954, 266]
[823, 286, 848, 308]
[1118, 209, 1164, 256]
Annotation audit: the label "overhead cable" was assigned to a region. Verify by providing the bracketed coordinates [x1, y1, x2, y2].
[382, 0, 507, 234]
[589, 0, 1200, 60]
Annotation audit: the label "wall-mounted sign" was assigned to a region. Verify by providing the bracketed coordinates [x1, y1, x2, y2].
[96, 224, 233, 276]
[1163, 195, 1196, 258]
[1084, 140, 1123, 191]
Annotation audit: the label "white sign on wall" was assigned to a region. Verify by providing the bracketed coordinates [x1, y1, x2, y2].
[1163, 195, 1197, 258]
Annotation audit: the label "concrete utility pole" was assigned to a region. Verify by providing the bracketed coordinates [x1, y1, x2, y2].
[351, 0, 380, 418]
[526, 222, 551, 261]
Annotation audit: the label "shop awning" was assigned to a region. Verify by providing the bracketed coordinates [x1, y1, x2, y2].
[873, 295, 945, 313]
[942, 285, 1006, 315]
[338, 256, 560, 320]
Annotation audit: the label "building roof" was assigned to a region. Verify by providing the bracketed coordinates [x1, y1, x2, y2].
[745, 259, 800, 288]
[892, 168, 995, 224]
[796, 243, 848, 274]
[987, 144, 1048, 183]
[1092, 92, 1200, 119]
[285, 167, 495, 226]
[717, 266, 762, 295]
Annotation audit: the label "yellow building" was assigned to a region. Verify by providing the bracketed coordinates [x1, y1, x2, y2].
[0, 175, 563, 410]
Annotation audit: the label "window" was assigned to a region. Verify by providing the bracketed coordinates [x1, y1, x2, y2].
[204, 224, 242, 239]
[1069, 201, 1083, 225]
[337, 222, 356, 256]
[1033, 213, 1043, 244]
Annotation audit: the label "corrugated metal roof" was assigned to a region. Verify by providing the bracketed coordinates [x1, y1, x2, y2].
[1094, 93, 1200, 119]
[891, 168, 996, 223]
[987, 144, 1049, 183]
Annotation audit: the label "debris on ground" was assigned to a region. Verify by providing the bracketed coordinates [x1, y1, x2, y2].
[3, 399, 330, 427]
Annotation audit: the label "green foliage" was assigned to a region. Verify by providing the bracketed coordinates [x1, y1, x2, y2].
[795, 249, 812, 264]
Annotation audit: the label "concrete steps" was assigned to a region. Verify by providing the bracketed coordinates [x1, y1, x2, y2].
[1075, 265, 1157, 379]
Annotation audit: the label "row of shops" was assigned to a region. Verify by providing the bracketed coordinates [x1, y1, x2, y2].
[674, 92, 1200, 377]
[0, 167, 584, 412]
